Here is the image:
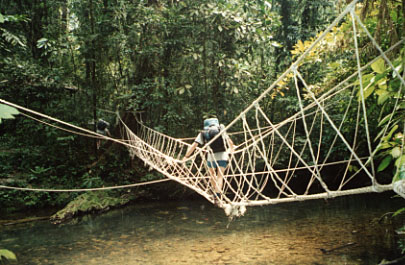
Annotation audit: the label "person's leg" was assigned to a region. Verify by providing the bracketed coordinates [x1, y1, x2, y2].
[208, 166, 218, 192]
[216, 159, 228, 193]
[208, 165, 223, 206]
[207, 160, 218, 192]
[216, 166, 226, 193]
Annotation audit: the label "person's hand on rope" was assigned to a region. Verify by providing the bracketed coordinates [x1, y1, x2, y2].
[167, 157, 181, 165]
[229, 143, 236, 158]
[230, 146, 235, 155]
[181, 156, 189, 163]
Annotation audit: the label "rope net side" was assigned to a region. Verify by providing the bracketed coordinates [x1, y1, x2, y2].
[119, 0, 403, 215]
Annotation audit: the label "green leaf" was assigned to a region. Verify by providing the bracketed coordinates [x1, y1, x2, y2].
[383, 125, 399, 141]
[0, 249, 17, 261]
[371, 58, 385, 73]
[377, 78, 387, 89]
[2, 29, 25, 47]
[377, 156, 392, 172]
[356, 74, 376, 101]
[354, 73, 374, 86]
[392, 147, 402, 158]
[392, 207, 405, 217]
[0, 103, 19, 123]
[377, 90, 389, 105]
[37, 37, 48, 43]
[348, 165, 359, 172]
[395, 154, 405, 168]
[271, 41, 282, 48]
[0, 13, 4, 23]
[36, 38, 49, 48]
[177, 87, 185, 95]
[378, 113, 393, 127]
[363, 85, 375, 100]
[376, 142, 393, 151]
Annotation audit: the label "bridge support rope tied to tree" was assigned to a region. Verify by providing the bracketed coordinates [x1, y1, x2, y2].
[1, 0, 404, 217]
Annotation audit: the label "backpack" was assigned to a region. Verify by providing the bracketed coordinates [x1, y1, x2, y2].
[202, 124, 226, 153]
[97, 119, 109, 131]
[203, 124, 220, 141]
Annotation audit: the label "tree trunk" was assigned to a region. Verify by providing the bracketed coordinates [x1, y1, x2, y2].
[89, 0, 98, 155]
[203, 21, 208, 112]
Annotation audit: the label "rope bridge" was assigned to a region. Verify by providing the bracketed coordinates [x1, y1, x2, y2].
[1, 0, 404, 217]
[119, 0, 404, 216]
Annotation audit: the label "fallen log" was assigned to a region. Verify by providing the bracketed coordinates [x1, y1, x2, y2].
[1, 216, 49, 226]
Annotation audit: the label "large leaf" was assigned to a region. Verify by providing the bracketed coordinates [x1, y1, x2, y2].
[354, 73, 374, 86]
[377, 156, 392, 172]
[0, 103, 19, 123]
[377, 77, 387, 90]
[395, 154, 405, 168]
[382, 124, 398, 141]
[371, 58, 385, 74]
[1, 29, 26, 47]
[392, 147, 402, 158]
[377, 90, 389, 105]
[363, 84, 375, 100]
[376, 142, 393, 151]
[356, 74, 375, 101]
[0, 249, 17, 261]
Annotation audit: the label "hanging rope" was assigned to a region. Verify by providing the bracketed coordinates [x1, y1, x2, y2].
[0, 179, 170, 192]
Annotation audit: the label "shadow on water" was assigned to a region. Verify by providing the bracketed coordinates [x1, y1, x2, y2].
[1, 192, 404, 264]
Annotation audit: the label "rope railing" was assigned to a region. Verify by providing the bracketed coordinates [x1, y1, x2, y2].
[0, 179, 170, 193]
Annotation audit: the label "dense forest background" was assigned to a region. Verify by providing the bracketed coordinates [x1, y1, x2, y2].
[0, 0, 404, 213]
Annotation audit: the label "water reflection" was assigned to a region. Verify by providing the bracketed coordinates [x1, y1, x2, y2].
[1, 193, 404, 264]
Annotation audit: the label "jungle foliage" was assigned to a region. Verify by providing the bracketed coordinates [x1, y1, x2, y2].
[0, 0, 403, 215]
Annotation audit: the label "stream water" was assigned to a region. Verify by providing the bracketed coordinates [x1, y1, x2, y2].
[1, 192, 404, 265]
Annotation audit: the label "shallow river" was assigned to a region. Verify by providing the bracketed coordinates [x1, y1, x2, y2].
[1, 192, 404, 265]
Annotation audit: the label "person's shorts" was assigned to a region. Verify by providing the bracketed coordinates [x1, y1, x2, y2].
[207, 160, 228, 168]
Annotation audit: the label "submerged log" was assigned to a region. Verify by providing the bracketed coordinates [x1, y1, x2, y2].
[0, 216, 49, 226]
[50, 191, 130, 224]
[320, 242, 356, 254]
